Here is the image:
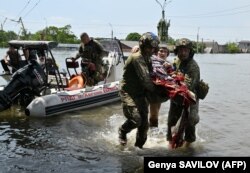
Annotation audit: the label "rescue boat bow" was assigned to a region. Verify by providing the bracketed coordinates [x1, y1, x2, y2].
[25, 81, 120, 117]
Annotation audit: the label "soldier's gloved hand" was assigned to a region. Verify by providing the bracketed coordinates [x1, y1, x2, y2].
[184, 74, 192, 87]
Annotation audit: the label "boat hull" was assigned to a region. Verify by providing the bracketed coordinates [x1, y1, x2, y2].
[25, 81, 120, 117]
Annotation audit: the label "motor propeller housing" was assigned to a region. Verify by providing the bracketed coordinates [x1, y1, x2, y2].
[0, 60, 46, 111]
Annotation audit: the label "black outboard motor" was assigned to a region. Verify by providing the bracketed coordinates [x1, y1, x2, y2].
[0, 59, 46, 111]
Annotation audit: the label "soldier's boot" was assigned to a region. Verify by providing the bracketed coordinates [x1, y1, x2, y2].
[134, 137, 147, 149]
[118, 127, 128, 146]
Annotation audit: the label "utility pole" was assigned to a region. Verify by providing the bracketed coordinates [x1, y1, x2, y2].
[19, 17, 27, 38]
[109, 23, 113, 40]
[196, 27, 200, 53]
[201, 38, 204, 53]
[43, 18, 48, 40]
[1, 17, 7, 30]
[9, 17, 27, 39]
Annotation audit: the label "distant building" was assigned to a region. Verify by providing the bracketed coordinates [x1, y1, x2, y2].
[203, 41, 220, 53]
[238, 40, 250, 53]
[218, 44, 227, 53]
[120, 40, 175, 54]
[120, 40, 138, 52]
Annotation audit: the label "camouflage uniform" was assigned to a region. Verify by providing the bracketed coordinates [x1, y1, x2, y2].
[77, 39, 107, 84]
[1, 48, 21, 73]
[119, 49, 157, 148]
[118, 32, 160, 148]
[167, 39, 200, 143]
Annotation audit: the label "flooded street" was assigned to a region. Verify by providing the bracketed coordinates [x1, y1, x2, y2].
[0, 49, 250, 172]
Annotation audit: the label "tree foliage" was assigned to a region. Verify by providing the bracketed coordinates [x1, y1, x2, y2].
[30, 25, 79, 43]
[226, 42, 240, 53]
[0, 25, 79, 47]
[167, 36, 175, 45]
[0, 30, 18, 47]
[193, 42, 206, 53]
[125, 32, 141, 41]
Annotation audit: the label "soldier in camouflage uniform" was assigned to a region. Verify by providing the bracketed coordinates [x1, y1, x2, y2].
[167, 38, 200, 147]
[73, 32, 108, 85]
[118, 32, 160, 148]
[1, 46, 22, 74]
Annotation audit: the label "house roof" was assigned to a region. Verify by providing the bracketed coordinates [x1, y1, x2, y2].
[203, 41, 219, 47]
[120, 40, 138, 49]
[238, 40, 250, 44]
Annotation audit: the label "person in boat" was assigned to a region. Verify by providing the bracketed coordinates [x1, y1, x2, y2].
[44, 58, 57, 75]
[167, 38, 200, 148]
[37, 49, 46, 66]
[1, 46, 22, 74]
[118, 32, 162, 149]
[148, 44, 171, 128]
[36, 50, 58, 76]
[72, 32, 108, 85]
[22, 48, 38, 63]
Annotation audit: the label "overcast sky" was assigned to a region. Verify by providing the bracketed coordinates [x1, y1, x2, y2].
[1, 0, 250, 44]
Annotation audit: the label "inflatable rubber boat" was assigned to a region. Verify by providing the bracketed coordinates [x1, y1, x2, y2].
[0, 39, 125, 117]
[25, 81, 120, 117]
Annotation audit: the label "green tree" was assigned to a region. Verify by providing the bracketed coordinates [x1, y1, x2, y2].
[30, 25, 79, 43]
[193, 42, 206, 53]
[126, 32, 141, 41]
[0, 30, 18, 47]
[57, 25, 78, 43]
[0, 30, 7, 47]
[167, 36, 175, 45]
[226, 42, 240, 53]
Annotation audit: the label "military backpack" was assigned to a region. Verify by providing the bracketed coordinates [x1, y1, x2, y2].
[197, 79, 209, 100]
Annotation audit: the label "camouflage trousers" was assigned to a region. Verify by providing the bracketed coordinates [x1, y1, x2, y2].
[167, 100, 200, 143]
[82, 63, 104, 86]
[119, 91, 149, 147]
[92, 71, 103, 84]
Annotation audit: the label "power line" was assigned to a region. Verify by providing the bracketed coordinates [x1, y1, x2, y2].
[169, 4, 250, 18]
[23, 0, 41, 18]
[191, 4, 250, 16]
[170, 9, 250, 18]
[16, 0, 32, 19]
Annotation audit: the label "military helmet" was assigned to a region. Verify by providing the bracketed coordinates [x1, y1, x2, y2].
[175, 38, 192, 49]
[139, 32, 160, 49]
[174, 38, 195, 57]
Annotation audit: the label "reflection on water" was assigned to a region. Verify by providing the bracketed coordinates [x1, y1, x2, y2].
[1, 51, 250, 172]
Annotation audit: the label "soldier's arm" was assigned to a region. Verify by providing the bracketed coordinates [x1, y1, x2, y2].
[186, 63, 200, 92]
[3, 51, 9, 63]
[132, 57, 155, 92]
[74, 45, 85, 60]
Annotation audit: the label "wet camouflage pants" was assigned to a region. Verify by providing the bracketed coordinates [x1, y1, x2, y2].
[167, 100, 200, 143]
[119, 91, 149, 147]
